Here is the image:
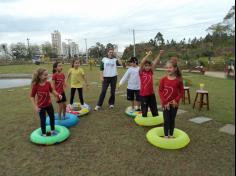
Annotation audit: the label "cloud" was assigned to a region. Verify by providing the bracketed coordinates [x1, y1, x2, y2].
[0, 0, 234, 51]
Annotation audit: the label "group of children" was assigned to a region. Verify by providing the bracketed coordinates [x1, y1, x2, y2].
[30, 48, 184, 139]
[30, 58, 87, 136]
[119, 50, 184, 138]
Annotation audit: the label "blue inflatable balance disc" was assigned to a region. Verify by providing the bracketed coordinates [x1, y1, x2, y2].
[46, 113, 79, 128]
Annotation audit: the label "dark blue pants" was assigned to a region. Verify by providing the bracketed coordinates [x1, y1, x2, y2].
[97, 76, 117, 106]
[39, 104, 55, 134]
[140, 94, 159, 117]
[70, 88, 84, 105]
[163, 106, 178, 136]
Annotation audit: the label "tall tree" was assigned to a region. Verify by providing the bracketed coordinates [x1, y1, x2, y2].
[154, 32, 165, 47]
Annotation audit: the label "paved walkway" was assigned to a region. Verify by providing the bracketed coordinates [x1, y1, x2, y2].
[205, 71, 226, 79]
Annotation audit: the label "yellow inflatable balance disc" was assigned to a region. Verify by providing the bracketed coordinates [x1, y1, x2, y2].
[66, 102, 90, 117]
[134, 111, 163, 126]
[146, 127, 190, 149]
[125, 106, 142, 118]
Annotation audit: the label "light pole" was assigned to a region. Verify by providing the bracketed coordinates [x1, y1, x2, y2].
[132, 29, 136, 57]
[27, 38, 30, 59]
[84, 38, 88, 63]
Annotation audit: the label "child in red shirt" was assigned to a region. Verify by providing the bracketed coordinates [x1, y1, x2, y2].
[30, 68, 61, 136]
[139, 50, 164, 117]
[52, 62, 67, 119]
[158, 57, 184, 138]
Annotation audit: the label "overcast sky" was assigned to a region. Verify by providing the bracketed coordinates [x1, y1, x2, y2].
[0, 0, 234, 52]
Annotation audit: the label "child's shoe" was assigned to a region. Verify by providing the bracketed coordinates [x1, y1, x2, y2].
[51, 131, 58, 136]
[94, 105, 101, 111]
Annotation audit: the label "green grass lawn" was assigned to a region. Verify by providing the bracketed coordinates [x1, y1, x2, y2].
[0, 64, 235, 176]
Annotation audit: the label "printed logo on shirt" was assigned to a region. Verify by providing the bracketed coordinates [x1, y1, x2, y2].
[105, 63, 115, 67]
[163, 86, 174, 100]
[37, 91, 49, 107]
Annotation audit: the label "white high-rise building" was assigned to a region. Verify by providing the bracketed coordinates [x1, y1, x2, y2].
[62, 42, 68, 58]
[62, 41, 79, 58]
[70, 42, 79, 57]
[51, 30, 62, 55]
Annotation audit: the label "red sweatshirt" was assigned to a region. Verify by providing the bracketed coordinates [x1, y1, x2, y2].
[52, 73, 65, 94]
[31, 81, 53, 108]
[158, 76, 184, 106]
[139, 69, 154, 96]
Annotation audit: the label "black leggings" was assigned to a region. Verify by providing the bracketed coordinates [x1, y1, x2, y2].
[163, 106, 178, 136]
[70, 88, 84, 105]
[97, 76, 117, 106]
[140, 94, 159, 117]
[38, 104, 55, 135]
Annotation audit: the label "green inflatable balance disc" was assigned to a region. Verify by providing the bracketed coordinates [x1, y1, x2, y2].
[134, 111, 164, 126]
[30, 125, 70, 145]
[125, 106, 142, 118]
[146, 127, 190, 149]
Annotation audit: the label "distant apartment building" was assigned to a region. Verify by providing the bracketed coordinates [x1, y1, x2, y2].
[70, 42, 79, 57]
[62, 41, 79, 58]
[51, 30, 62, 55]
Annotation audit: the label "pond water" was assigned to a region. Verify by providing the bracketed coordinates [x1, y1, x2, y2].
[0, 79, 31, 89]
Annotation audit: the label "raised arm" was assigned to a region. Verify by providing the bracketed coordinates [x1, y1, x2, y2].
[140, 51, 152, 69]
[119, 69, 130, 87]
[152, 50, 164, 70]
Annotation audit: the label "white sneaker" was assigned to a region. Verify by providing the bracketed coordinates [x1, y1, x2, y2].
[129, 108, 135, 113]
[109, 105, 114, 109]
[94, 105, 101, 111]
[81, 103, 89, 109]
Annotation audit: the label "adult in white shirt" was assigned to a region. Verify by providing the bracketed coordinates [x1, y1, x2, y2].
[94, 48, 122, 111]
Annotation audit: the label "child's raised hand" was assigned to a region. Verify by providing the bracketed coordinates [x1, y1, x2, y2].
[146, 51, 152, 55]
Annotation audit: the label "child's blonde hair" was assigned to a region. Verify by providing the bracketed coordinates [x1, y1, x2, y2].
[31, 67, 47, 85]
[167, 57, 182, 79]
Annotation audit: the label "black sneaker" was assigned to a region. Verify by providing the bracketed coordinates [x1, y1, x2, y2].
[46, 132, 51, 136]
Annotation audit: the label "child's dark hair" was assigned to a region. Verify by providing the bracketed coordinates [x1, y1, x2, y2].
[168, 57, 182, 78]
[71, 58, 80, 68]
[52, 61, 61, 73]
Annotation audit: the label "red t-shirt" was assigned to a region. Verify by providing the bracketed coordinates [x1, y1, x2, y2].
[139, 69, 154, 96]
[158, 76, 184, 106]
[52, 73, 65, 94]
[31, 81, 53, 108]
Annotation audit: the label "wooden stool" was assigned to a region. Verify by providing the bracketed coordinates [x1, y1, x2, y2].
[193, 90, 209, 111]
[182, 86, 191, 104]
